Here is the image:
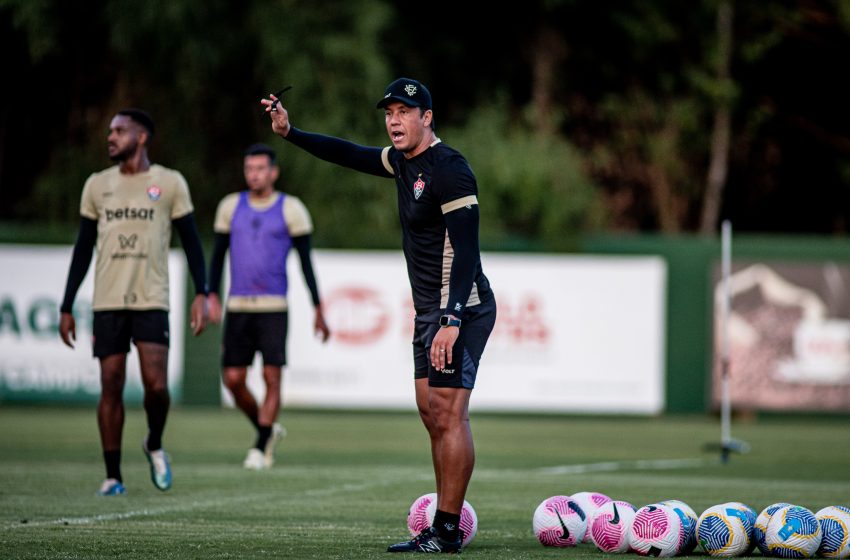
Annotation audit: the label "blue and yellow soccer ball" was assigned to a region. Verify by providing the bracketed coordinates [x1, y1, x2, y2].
[765, 505, 822, 558]
[755, 503, 794, 556]
[697, 503, 753, 557]
[816, 506, 850, 559]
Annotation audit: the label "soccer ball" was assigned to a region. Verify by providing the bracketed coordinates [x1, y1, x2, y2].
[755, 502, 794, 555]
[571, 491, 613, 543]
[630, 503, 682, 557]
[407, 493, 437, 536]
[815, 506, 850, 558]
[589, 500, 637, 553]
[423, 498, 478, 547]
[697, 503, 753, 557]
[765, 505, 822, 558]
[660, 499, 699, 555]
[532, 495, 588, 547]
[407, 493, 477, 548]
[725, 501, 757, 554]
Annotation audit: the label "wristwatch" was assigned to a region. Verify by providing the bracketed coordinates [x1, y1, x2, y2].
[439, 315, 461, 328]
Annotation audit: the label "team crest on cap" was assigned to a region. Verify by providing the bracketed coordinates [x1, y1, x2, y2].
[147, 185, 161, 201]
[404, 84, 417, 96]
[413, 175, 425, 199]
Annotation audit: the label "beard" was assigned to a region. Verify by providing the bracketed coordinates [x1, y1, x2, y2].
[108, 141, 137, 162]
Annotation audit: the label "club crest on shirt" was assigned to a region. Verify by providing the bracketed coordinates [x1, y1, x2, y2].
[413, 176, 425, 200]
[147, 185, 161, 201]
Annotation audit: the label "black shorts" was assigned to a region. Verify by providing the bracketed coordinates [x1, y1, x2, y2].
[412, 297, 497, 389]
[92, 309, 170, 358]
[222, 311, 288, 367]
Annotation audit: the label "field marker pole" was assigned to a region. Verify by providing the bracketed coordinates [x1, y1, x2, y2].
[720, 220, 732, 463]
[718, 220, 750, 463]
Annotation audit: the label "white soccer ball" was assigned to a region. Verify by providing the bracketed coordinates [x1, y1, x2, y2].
[697, 503, 753, 557]
[660, 499, 699, 555]
[422, 497, 478, 547]
[765, 505, 822, 558]
[571, 491, 613, 543]
[532, 495, 588, 547]
[630, 503, 682, 557]
[589, 500, 637, 553]
[755, 502, 794, 555]
[816, 506, 850, 558]
[724, 501, 757, 554]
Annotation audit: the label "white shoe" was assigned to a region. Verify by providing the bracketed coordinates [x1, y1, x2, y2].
[263, 423, 286, 466]
[96, 478, 126, 496]
[142, 439, 172, 491]
[243, 448, 269, 470]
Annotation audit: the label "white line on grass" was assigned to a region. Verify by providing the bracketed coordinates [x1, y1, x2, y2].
[7, 471, 432, 530]
[535, 457, 711, 475]
[7, 458, 709, 529]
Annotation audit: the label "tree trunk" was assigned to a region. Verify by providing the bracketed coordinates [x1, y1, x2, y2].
[530, 25, 567, 138]
[700, 1, 734, 235]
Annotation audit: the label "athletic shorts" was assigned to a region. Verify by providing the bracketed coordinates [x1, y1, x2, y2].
[92, 309, 170, 358]
[222, 311, 288, 367]
[412, 297, 497, 389]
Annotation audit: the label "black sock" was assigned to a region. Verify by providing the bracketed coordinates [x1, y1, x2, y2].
[433, 509, 460, 542]
[146, 432, 162, 451]
[255, 424, 272, 451]
[104, 450, 122, 482]
[249, 414, 261, 431]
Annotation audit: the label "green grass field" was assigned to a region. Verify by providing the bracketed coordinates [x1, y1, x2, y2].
[1, 406, 849, 559]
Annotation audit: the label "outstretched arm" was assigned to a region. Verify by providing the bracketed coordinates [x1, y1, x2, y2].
[59, 217, 97, 348]
[261, 94, 392, 178]
[292, 234, 330, 342]
[173, 212, 208, 335]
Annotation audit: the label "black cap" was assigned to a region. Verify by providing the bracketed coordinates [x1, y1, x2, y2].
[376, 77, 432, 110]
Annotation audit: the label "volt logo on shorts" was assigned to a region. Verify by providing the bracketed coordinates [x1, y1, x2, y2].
[440, 368, 455, 374]
[105, 207, 155, 221]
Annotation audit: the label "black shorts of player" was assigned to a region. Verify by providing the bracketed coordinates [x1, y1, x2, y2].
[92, 309, 170, 358]
[222, 311, 288, 367]
[412, 297, 497, 389]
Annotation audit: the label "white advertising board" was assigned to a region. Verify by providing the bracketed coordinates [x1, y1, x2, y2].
[226, 250, 666, 414]
[0, 245, 186, 403]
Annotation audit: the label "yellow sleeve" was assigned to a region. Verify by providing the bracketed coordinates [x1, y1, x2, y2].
[170, 171, 195, 219]
[213, 193, 241, 234]
[283, 195, 313, 237]
[80, 174, 98, 220]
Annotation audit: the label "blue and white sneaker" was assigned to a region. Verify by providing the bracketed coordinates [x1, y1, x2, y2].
[143, 440, 172, 491]
[96, 478, 126, 496]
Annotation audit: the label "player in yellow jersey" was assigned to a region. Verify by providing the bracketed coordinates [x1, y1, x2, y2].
[59, 108, 208, 496]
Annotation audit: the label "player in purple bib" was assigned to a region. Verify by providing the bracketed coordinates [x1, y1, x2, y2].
[208, 143, 330, 470]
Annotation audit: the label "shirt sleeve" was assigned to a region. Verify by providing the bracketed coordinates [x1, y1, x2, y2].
[170, 171, 194, 219]
[213, 193, 240, 234]
[80, 174, 98, 220]
[433, 155, 479, 212]
[284, 196, 314, 237]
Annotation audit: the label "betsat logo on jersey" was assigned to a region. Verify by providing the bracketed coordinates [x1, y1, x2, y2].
[105, 207, 155, 221]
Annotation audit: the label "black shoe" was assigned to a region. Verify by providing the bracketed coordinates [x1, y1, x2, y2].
[387, 527, 462, 553]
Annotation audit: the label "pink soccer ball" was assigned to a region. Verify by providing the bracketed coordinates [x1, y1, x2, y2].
[532, 495, 588, 547]
[571, 491, 614, 543]
[590, 500, 637, 553]
[630, 503, 683, 557]
[407, 493, 437, 536]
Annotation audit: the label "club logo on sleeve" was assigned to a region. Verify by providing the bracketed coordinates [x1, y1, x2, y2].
[413, 174, 425, 200]
[147, 185, 161, 201]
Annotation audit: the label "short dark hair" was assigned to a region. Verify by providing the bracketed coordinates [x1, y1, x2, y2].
[116, 108, 155, 139]
[245, 142, 277, 164]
